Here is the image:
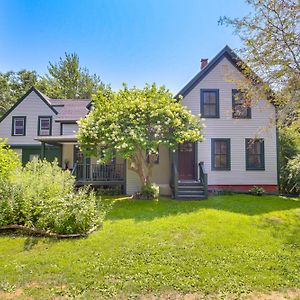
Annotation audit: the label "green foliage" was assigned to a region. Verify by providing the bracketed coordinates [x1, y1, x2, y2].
[0, 138, 20, 179]
[137, 183, 160, 199]
[219, 0, 300, 130]
[286, 155, 300, 196]
[279, 127, 300, 195]
[0, 195, 299, 298]
[249, 186, 265, 195]
[38, 52, 108, 99]
[0, 53, 108, 117]
[0, 159, 101, 234]
[78, 83, 203, 186]
[0, 70, 38, 115]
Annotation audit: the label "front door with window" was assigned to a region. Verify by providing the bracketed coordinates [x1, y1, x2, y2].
[178, 142, 196, 180]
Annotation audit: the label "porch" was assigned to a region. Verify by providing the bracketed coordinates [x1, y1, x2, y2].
[35, 135, 126, 191]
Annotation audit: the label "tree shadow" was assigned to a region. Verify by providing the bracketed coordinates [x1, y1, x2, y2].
[105, 195, 300, 222]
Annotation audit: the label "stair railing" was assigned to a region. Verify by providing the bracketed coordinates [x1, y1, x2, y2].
[173, 162, 178, 198]
[198, 162, 208, 198]
[71, 162, 78, 177]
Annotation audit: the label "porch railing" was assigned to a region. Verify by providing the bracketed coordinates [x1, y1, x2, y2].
[72, 163, 125, 182]
[198, 162, 208, 198]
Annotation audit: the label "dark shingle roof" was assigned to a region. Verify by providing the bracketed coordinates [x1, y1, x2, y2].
[50, 99, 90, 122]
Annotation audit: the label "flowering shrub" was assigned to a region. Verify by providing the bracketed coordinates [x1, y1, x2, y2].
[0, 159, 102, 234]
[78, 83, 203, 189]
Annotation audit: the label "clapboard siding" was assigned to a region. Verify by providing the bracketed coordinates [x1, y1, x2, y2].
[0, 91, 60, 145]
[182, 57, 277, 185]
[126, 145, 171, 195]
[62, 123, 78, 135]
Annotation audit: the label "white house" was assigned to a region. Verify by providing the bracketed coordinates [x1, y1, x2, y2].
[0, 46, 278, 198]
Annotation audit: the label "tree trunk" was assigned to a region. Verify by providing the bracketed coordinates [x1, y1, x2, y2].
[128, 147, 153, 187]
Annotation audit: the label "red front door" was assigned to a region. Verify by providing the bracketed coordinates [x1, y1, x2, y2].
[178, 142, 196, 180]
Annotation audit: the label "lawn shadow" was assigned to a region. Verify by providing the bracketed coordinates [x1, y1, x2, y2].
[105, 194, 300, 222]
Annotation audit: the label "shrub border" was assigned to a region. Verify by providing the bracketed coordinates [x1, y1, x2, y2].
[0, 224, 99, 239]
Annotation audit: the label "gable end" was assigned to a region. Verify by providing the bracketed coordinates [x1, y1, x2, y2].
[0, 87, 58, 123]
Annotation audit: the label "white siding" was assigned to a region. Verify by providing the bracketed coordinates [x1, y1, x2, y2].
[62, 123, 78, 135]
[126, 145, 171, 195]
[0, 91, 60, 145]
[182, 57, 277, 186]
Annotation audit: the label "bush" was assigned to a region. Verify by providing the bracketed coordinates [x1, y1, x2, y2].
[249, 186, 265, 196]
[286, 154, 300, 196]
[133, 183, 159, 199]
[0, 159, 103, 234]
[0, 138, 20, 179]
[279, 128, 300, 195]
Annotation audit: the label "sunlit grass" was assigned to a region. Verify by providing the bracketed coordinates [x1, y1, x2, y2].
[0, 194, 299, 299]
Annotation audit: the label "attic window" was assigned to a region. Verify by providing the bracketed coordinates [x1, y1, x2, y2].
[200, 89, 220, 118]
[38, 116, 52, 136]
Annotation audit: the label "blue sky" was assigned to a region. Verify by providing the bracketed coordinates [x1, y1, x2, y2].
[0, 0, 250, 93]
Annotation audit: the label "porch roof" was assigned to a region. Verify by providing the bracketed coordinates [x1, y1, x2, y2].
[35, 135, 77, 145]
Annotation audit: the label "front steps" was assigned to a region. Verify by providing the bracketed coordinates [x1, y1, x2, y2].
[175, 181, 207, 200]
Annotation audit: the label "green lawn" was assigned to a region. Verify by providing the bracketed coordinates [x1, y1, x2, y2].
[0, 195, 299, 299]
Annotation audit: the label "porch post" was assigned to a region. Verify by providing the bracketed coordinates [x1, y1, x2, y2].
[41, 142, 46, 160]
[83, 155, 87, 181]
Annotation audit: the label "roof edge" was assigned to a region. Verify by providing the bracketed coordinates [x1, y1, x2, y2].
[0, 87, 58, 124]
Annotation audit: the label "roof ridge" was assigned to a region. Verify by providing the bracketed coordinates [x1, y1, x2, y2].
[174, 45, 240, 98]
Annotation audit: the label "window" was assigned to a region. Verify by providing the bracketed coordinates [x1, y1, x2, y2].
[232, 89, 251, 119]
[38, 116, 52, 136]
[246, 139, 265, 170]
[146, 147, 159, 164]
[12, 116, 26, 136]
[211, 139, 230, 170]
[200, 89, 219, 118]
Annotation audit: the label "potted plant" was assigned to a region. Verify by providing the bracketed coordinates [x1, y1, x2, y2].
[64, 159, 70, 170]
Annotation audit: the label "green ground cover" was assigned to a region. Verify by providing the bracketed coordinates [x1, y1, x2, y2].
[0, 194, 299, 299]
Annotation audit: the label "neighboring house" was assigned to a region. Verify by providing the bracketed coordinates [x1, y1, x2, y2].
[0, 46, 278, 198]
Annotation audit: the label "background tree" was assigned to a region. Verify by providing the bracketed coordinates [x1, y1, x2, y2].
[39, 52, 107, 99]
[0, 70, 38, 115]
[78, 84, 203, 188]
[219, 0, 300, 194]
[0, 52, 108, 117]
[219, 0, 299, 129]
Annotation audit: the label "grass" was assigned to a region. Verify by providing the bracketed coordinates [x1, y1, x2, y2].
[0, 194, 299, 299]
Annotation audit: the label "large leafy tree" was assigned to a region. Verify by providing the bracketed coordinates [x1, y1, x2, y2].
[39, 52, 106, 99]
[220, 0, 300, 194]
[219, 0, 300, 130]
[78, 84, 203, 186]
[0, 70, 38, 115]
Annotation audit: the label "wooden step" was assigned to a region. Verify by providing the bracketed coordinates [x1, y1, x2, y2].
[176, 195, 207, 200]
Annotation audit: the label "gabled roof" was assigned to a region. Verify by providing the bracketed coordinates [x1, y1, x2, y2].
[0, 87, 58, 123]
[175, 45, 249, 98]
[50, 99, 90, 122]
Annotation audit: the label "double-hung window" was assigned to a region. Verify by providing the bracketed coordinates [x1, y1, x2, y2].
[245, 139, 265, 170]
[200, 89, 220, 118]
[12, 116, 26, 136]
[232, 89, 251, 119]
[211, 139, 231, 170]
[38, 116, 52, 136]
